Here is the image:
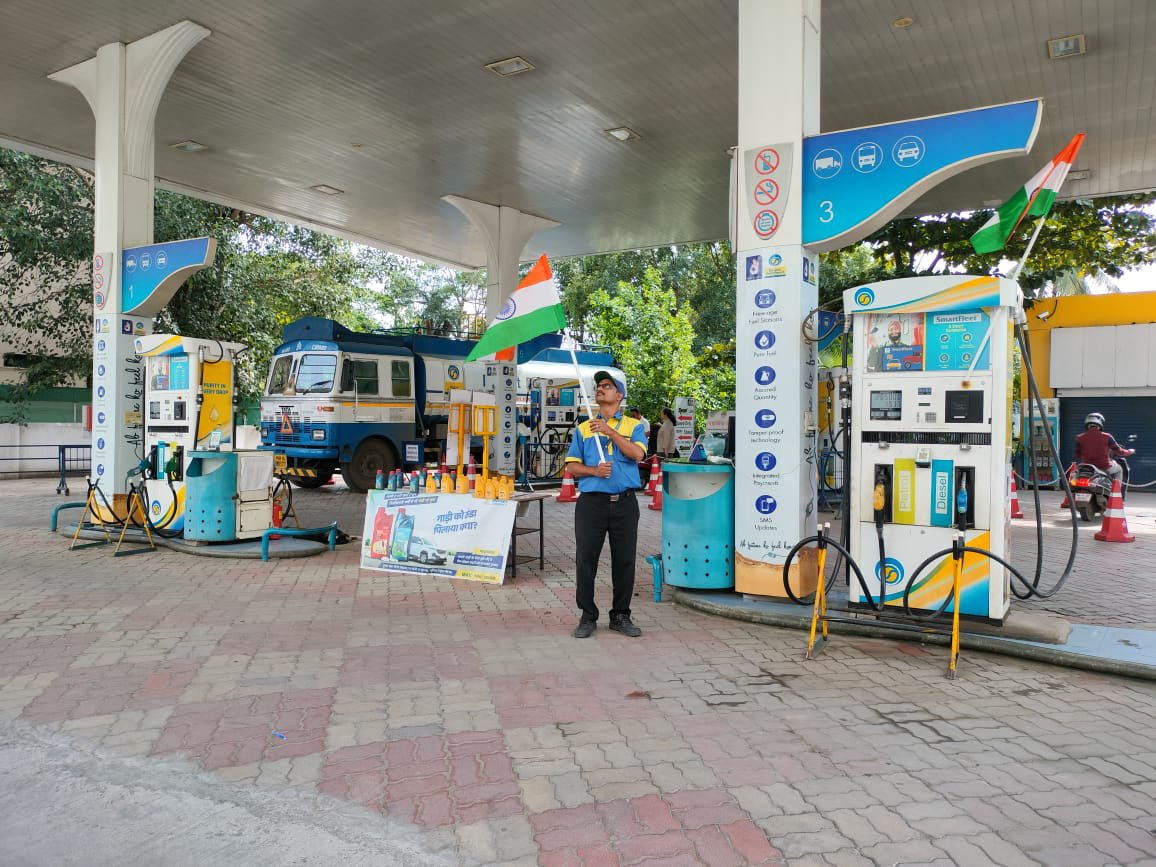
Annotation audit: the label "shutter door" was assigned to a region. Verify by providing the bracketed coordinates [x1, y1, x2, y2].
[1059, 396, 1156, 484]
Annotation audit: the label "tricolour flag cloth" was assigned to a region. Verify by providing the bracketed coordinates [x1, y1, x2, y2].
[465, 254, 567, 362]
[970, 133, 1086, 255]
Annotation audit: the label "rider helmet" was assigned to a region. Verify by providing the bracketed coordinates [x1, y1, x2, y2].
[1084, 412, 1105, 430]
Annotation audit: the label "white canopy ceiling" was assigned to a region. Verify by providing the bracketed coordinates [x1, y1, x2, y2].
[2, 0, 1151, 268]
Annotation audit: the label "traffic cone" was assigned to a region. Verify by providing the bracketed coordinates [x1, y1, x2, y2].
[1095, 477, 1135, 542]
[557, 467, 579, 503]
[1060, 463, 1076, 509]
[647, 461, 663, 511]
[467, 455, 477, 492]
[646, 455, 661, 495]
[1009, 473, 1024, 519]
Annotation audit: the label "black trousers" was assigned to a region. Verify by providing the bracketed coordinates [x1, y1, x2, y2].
[574, 491, 639, 620]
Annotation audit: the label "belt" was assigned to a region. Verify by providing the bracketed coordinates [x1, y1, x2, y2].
[582, 490, 636, 501]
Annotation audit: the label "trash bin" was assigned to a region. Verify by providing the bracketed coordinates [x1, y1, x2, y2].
[184, 451, 237, 542]
[184, 450, 274, 542]
[661, 462, 735, 589]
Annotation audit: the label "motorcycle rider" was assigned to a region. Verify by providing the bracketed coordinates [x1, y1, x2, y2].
[1074, 412, 1134, 482]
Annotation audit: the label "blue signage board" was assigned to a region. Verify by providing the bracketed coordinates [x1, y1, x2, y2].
[122, 237, 217, 316]
[802, 100, 1041, 252]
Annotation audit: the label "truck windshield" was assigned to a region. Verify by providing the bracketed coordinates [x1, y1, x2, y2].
[265, 353, 337, 395]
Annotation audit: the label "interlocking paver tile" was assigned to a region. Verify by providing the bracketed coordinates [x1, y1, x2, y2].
[0, 480, 1154, 864]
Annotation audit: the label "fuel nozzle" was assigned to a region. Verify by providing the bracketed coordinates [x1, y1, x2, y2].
[873, 473, 888, 528]
[955, 484, 969, 533]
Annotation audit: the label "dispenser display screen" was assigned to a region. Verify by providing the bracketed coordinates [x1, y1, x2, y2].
[869, 390, 903, 420]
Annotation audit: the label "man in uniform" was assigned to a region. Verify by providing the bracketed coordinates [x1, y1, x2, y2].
[565, 371, 648, 638]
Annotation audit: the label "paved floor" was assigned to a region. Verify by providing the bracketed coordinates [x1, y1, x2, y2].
[2, 477, 1155, 865]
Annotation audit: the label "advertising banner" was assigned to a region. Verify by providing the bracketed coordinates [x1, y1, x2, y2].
[360, 490, 516, 583]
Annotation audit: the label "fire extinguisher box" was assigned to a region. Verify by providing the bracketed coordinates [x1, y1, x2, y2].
[661, 462, 735, 589]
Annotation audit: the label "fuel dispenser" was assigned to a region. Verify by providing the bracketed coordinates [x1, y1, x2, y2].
[845, 276, 1017, 623]
[134, 334, 246, 533]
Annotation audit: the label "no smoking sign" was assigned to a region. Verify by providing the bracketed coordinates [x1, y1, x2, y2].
[753, 178, 779, 205]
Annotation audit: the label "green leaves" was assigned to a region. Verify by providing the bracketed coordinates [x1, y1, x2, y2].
[585, 267, 703, 421]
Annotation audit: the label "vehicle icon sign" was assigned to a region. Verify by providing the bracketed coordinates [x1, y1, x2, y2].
[812, 148, 842, 179]
[852, 143, 882, 174]
[892, 136, 925, 167]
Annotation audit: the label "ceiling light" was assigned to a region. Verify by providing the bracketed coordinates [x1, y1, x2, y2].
[892, 16, 915, 28]
[1047, 34, 1086, 59]
[1067, 169, 1091, 181]
[605, 127, 641, 142]
[310, 184, 344, 196]
[170, 140, 207, 153]
[485, 56, 535, 77]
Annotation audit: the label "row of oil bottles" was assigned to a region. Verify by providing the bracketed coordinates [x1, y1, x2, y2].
[373, 461, 518, 500]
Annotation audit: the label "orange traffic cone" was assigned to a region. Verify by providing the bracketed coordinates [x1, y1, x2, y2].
[646, 455, 661, 495]
[1095, 477, 1135, 542]
[647, 462, 663, 512]
[467, 455, 477, 492]
[1060, 463, 1076, 509]
[1009, 473, 1024, 519]
[557, 467, 579, 503]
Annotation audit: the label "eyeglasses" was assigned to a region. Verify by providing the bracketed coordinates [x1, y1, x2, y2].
[595, 382, 616, 391]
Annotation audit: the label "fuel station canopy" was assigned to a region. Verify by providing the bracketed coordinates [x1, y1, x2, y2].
[1, 0, 1153, 267]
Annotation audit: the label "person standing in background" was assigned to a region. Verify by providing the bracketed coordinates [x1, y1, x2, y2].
[656, 407, 677, 458]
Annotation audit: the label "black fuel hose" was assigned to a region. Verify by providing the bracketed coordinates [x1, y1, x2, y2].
[1011, 322, 1079, 598]
[780, 532, 881, 610]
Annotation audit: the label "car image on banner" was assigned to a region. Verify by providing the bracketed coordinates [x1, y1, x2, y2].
[408, 536, 448, 565]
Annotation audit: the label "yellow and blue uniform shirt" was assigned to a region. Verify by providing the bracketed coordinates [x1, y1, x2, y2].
[565, 411, 648, 494]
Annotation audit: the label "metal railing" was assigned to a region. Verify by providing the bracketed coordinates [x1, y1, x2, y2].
[0, 443, 92, 494]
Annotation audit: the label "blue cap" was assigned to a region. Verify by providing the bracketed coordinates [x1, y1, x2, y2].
[593, 370, 626, 398]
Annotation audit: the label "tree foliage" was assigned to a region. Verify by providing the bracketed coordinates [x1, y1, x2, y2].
[0, 149, 95, 410]
[585, 267, 702, 420]
[818, 194, 1156, 304]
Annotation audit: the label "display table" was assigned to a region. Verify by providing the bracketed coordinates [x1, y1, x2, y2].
[509, 491, 551, 577]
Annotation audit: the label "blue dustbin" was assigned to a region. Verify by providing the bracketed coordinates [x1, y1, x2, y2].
[184, 451, 238, 541]
[661, 462, 735, 589]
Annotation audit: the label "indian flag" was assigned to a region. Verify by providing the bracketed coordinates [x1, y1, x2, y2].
[465, 254, 567, 362]
[970, 133, 1086, 255]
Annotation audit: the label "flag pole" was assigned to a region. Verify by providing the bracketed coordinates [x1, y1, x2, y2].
[568, 346, 607, 463]
[1009, 213, 1049, 283]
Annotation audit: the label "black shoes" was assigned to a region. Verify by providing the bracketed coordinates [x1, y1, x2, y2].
[609, 615, 642, 638]
[573, 615, 642, 638]
[572, 617, 597, 638]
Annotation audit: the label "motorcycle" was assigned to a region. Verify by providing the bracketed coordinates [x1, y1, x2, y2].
[1068, 454, 1132, 523]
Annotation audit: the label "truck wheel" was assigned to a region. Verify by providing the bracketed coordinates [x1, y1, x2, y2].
[342, 438, 396, 493]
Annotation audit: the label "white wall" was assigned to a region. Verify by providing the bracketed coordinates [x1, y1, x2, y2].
[0, 422, 89, 478]
[1051, 324, 1156, 390]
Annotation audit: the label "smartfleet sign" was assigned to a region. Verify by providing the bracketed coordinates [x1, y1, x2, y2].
[801, 99, 1042, 252]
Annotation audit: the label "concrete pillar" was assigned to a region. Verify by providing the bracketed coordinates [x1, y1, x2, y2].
[49, 21, 209, 510]
[733, 0, 822, 596]
[443, 197, 558, 476]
